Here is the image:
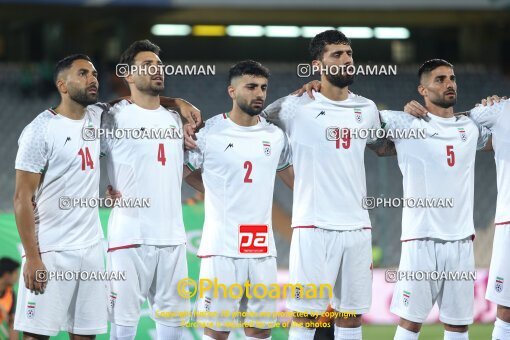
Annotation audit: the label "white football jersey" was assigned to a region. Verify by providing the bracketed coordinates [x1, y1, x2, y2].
[15, 105, 105, 253]
[101, 100, 186, 249]
[262, 92, 380, 231]
[380, 110, 490, 241]
[469, 100, 510, 225]
[186, 113, 291, 258]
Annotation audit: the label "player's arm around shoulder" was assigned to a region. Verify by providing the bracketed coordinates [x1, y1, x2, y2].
[183, 114, 224, 192]
[366, 105, 398, 157]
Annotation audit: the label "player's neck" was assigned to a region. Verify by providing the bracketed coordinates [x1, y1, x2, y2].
[130, 91, 160, 110]
[229, 108, 259, 127]
[320, 78, 349, 101]
[425, 103, 454, 118]
[55, 100, 86, 120]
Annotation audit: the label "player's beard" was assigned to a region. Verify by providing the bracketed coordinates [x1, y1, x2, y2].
[326, 72, 354, 89]
[431, 93, 457, 109]
[135, 77, 164, 96]
[237, 98, 264, 116]
[68, 85, 98, 107]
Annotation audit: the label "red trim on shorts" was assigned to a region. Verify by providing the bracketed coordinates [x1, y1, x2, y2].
[197, 255, 213, 258]
[294, 225, 317, 229]
[496, 221, 510, 226]
[401, 237, 422, 243]
[107, 244, 140, 252]
[21, 251, 49, 258]
[362, 227, 372, 230]
[401, 234, 475, 242]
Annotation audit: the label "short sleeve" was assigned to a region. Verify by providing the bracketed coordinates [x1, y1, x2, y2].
[185, 129, 206, 171]
[380, 110, 416, 140]
[468, 100, 508, 130]
[261, 95, 297, 130]
[15, 114, 51, 174]
[476, 124, 491, 150]
[100, 101, 126, 157]
[366, 104, 382, 144]
[277, 132, 292, 171]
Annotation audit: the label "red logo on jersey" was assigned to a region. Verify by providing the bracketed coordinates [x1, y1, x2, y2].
[239, 225, 268, 254]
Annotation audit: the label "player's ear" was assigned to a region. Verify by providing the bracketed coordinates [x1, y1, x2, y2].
[227, 85, 236, 100]
[56, 79, 67, 94]
[418, 84, 426, 97]
[311, 59, 321, 68]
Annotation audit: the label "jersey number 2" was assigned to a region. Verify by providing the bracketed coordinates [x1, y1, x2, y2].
[78, 147, 94, 170]
[244, 161, 253, 183]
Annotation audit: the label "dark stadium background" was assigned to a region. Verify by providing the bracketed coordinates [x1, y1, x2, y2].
[0, 0, 509, 339]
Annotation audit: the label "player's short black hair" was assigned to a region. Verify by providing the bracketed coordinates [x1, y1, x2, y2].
[53, 54, 92, 83]
[309, 30, 351, 61]
[119, 39, 161, 66]
[0, 257, 20, 277]
[418, 59, 454, 81]
[228, 60, 270, 84]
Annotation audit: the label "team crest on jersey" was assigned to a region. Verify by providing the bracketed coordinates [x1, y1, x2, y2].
[263, 141, 271, 156]
[402, 291, 411, 307]
[495, 277, 504, 293]
[458, 127, 467, 142]
[354, 108, 363, 123]
[294, 286, 302, 300]
[110, 292, 117, 309]
[26, 302, 36, 319]
[204, 296, 212, 312]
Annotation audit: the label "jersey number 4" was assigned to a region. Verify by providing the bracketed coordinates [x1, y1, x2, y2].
[157, 143, 167, 166]
[78, 147, 94, 170]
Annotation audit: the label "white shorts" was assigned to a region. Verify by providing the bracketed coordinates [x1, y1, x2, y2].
[195, 256, 277, 332]
[286, 228, 372, 315]
[107, 244, 190, 327]
[14, 241, 108, 336]
[486, 225, 510, 307]
[390, 238, 475, 325]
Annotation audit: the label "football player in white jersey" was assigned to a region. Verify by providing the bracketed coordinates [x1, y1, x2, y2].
[260, 30, 394, 340]
[377, 59, 490, 340]
[184, 60, 293, 340]
[405, 95, 510, 340]
[101, 40, 192, 340]
[13, 54, 107, 340]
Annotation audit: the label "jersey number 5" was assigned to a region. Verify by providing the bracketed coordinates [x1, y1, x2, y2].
[446, 145, 455, 167]
[78, 147, 94, 170]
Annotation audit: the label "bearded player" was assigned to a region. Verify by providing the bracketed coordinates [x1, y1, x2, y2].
[102, 40, 193, 340]
[261, 30, 388, 340]
[185, 60, 293, 340]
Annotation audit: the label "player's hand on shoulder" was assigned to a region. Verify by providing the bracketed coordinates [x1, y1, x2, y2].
[403, 100, 427, 119]
[174, 99, 202, 129]
[291, 80, 321, 99]
[475, 95, 507, 107]
[184, 123, 198, 150]
[105, 185, 122, 203]
[24, 256, 47, 295]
